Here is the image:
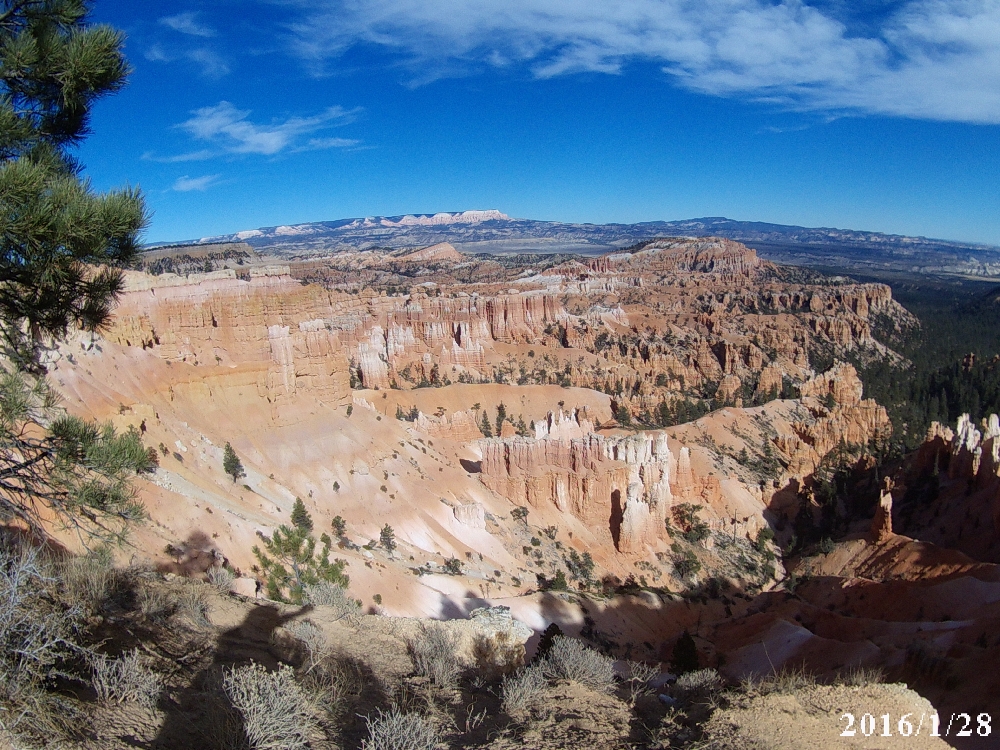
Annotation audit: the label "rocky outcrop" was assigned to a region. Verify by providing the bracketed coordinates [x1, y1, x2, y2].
[454, 502, 486, 529]
[533, 408, 595, 440]
[889, 413, 1000, 564]
[776, 365, 891, 476]
[589, 238, 765, 279]
[107, 269, 576, 393]
[415, 409, 485, 441]
[480, 427, 690, 553]
[871, 483, 894, 543]
[394, 242, 464, 263]
[798, 362, 863, 406]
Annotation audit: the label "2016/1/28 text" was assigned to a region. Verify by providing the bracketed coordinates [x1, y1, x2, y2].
[840, 712, 991, 738]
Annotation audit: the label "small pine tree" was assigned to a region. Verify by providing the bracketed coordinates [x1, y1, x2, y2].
[495, 402, 508, 435]
[253, 526, 348, 603]
[670, 630, 699, 675]
[479, 410, 493, 437]
[291, 497, 313, 532]
[223, 442, 245, 483]
[548, 570, 568, 591]
[331, 515, 347, 537]
[614, 403, 633, 427]
[380, 524, 396, 555]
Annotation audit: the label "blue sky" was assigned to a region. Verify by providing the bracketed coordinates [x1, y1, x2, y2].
[82, 0, 1000, 246]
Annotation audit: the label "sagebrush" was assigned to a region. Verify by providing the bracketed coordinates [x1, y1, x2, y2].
[501, 663, 547, 715]
[362, 707, 439, 750]
[408, 623, 461, 688]
[223, 662, 317, 750]
[91, 649, 161, 709]
[542, 636, 615, 692]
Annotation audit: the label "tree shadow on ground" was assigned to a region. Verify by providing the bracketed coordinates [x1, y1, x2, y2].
[148, 602, 311, 748]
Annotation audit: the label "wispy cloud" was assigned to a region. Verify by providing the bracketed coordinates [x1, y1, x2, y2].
[160, 12, 216, 38]
[173, 174, 222, 192]
[185, 48, 230, 78]
[142, 149, 215, 163]
[145, 43, 229, 78]
[176, 101, 362, 156]
[296, 136, 362, 151]
[281, 0, 1000, 124]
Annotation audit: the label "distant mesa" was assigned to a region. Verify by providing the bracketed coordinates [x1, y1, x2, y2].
[205, 209, 509, 245]
[149, 209, 1000, 279]
[379, 210, 509, 227]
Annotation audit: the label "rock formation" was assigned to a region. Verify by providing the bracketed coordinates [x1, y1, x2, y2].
[871, 480, 895, 543]
[904, 412, 1000, 562]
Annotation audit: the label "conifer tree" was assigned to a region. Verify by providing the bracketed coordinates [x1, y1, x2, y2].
[252, 526, 348, 603]
[479, 410, 492, 437]
[222, 442, 245, 483]
[0, 0, 147, 368]
[0, 1, 151, 544]
[379, 523, 396, 555]
[290, 497, 313, 532]
[331, 515, 346, 537]
[495, 401, 507, 434]
[0, 371, 153, 544]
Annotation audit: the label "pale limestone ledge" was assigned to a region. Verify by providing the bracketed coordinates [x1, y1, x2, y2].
[121, 266, 292, 292]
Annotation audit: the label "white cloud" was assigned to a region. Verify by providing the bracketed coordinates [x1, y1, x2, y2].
[296, 136, 362, 151]
[185, 48, 230, 78]
[142, 149, 216, 163]
[173, 174, 222, 192]
[176, 102, 362, 155]
[145, 43, 229, 78]
[160, 12, 216, 38]
[281, 0, 1000, 123]
[144, 44, 170, 63]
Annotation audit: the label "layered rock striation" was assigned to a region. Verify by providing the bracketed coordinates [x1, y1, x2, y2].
[478, 410, 730, 553]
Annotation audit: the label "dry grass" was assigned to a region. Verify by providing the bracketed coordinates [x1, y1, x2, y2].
[500, 663, 547, 715]
[61, 551, 138, 616]
[740, 665, 816, 696]
[207, 565, 236, 594]
[675, 668, 722, 697]
[834, 665, 885, 686]
[408, 623, 461, 688]
[303, 581, 361, 623]
[138, 581, 211, 628]
[0, 543, 81, 743]
[223, 662, 318, 750]
[174, 583, 211, 628]
[362, 707, 439, 750]
[625, 660, 661, 703]
[91, 649, 162, 709]
[542, 636, 615, 692]
[137, 585, 174, 623]
[286, 619, 327, 672]
[61, 552, 114, 613]
[300, 653, 371, 722]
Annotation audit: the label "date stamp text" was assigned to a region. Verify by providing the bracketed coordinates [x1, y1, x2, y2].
[840, 712, 991, 738]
